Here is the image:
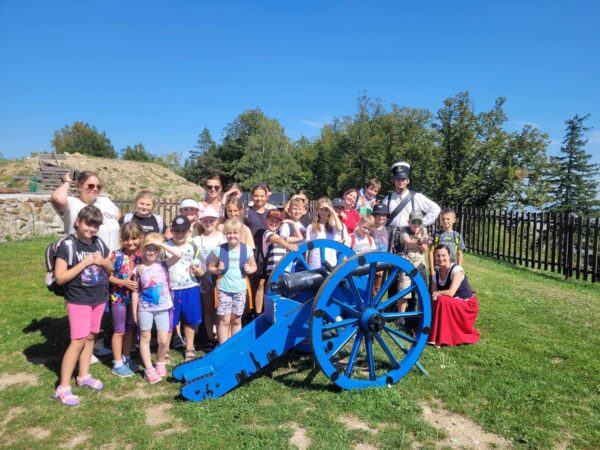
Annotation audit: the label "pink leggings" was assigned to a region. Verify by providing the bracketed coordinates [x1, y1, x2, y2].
[66, 302, 106, 340]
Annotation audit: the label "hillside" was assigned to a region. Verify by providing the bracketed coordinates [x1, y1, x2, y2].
[0, 153, 205, 200]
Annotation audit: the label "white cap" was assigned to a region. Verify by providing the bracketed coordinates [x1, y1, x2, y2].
[179, 199, 199, 210]
[199, 206, 219, 219]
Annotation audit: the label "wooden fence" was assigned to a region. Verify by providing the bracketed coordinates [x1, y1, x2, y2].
[113, 198, 599, 283]
[452, 207, 599, 283]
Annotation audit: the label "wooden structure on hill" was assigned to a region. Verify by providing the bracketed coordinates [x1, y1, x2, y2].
[35, 153, 77, 194]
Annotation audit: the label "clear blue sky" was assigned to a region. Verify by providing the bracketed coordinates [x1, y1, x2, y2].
[1, 0, 599, 167]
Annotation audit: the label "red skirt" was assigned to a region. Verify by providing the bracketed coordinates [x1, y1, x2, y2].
[428, 294, 480, 346]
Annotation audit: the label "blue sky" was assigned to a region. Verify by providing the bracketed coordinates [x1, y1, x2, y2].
[1, 0, 599, 167]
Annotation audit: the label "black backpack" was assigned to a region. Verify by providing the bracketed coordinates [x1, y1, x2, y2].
[253, 228, 268, 278]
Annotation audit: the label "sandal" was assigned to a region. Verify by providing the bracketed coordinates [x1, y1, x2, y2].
[184, 349, 196, 362]
[54, 385, 80, 406]
[164, 353, 172, 365]
[156, 361, 167, 377]
[76, 374, 104, 391]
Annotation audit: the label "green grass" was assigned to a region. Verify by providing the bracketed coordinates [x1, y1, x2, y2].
[0, 237, 599, 449]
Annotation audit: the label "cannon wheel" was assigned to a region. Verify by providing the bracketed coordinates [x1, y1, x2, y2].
[310, 251, 431, 390]
[266, 239, 356, 302]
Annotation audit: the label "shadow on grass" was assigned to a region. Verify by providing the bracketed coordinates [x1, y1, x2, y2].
[22, 316, 73, 376]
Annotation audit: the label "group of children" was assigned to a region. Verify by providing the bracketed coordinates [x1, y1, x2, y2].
[52, 182, 464, 406]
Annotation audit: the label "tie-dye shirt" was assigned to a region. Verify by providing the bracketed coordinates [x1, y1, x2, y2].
[136, 261, 173, 311]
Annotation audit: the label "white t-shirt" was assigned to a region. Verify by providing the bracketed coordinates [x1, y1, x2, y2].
[344, 232, 376, 254]
[59, 196, 120, 251]
[305, 223, 343, 269]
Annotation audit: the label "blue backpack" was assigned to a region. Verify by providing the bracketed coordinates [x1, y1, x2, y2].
[214, 243, 253, 310]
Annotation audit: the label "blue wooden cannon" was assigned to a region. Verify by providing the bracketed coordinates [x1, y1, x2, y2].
[172, 240, 431, 401]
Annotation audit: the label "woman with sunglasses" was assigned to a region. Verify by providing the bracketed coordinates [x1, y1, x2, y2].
[200, 175, 225, 219]
[51, 170, 121, 251]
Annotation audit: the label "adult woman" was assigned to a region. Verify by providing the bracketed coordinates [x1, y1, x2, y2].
[51, 171, 120, 251]
[338, 188, 361, 234]
[429, 245, 480, 347]
[200, 175, 225, 218]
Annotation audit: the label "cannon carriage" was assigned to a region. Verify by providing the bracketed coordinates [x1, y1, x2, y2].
[173, 239, 431, 401]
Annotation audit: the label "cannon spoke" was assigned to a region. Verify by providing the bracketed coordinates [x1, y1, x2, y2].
[344, 332, 364, 377]
[384, 327, 411, 355]
[377, 285, 415, 312]
[344, 274, 366, 308]
[383, 325, 417, 344]
[372, 267, 400, 308]
[329, 297, 360, 317]
[322, 317, 358, 332]
[326, 326, 358, 358]
[382, 311, 423, 320]
[295, 253, 310, 271]
[374, 332, 400, 369]
[365, 333, 377, 381]
[364, 262, 377, 306]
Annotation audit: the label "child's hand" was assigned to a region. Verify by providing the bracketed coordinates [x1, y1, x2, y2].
[82, 253, 96, 267]
[339, 211, 348, 220]
[287, 243, 299, 252]
[282, 219, 293, 224]
[124, 279, 138, 291]
[217, 261, 225, 273]
[92, 252, 103, 265]
[243, 263, 254, 274]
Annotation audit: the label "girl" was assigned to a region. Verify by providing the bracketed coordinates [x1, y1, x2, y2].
[245, 183, 270, 237]
[208, 219, 257, 344]
[220, 196, 255, 249]
[108, 222, 143, 377]
[132, 233, 182, 384]
[338, 188, 361, 234]
[53, 206, 113, 406]
[305, 197, 344, 269]
[120, 190, 164, 235]
[192, 207, 226, 351]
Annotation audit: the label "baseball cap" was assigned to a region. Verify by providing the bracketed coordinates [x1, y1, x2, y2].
[199, 206, 219, 220]
[171, 215, 192, 232]
[409, 210, 424, 224]
[266, 209, 283, 221]
[372, 203, 390, 216]
[332, 198, 344, 209]
[391, 162, 411, 180]
[179, 199, 199, 210]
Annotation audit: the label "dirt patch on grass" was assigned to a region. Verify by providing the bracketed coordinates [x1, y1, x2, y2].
[156, 423, 189, 437]
[100, 443, 133, 450]
[551, 357, 565, 364]
[0, 406, 25, 431]
[289, 423, 311, 450]
[59, 432, 89, 449]
[420, 401, 511, 449]
[105, 386, 165, 401]
[26, 426, 51, 440]
[354, 444, 378, 450]
[0, 372, 38, 390]
[338, 415, 373, 432]
[145, 403, 173, 427]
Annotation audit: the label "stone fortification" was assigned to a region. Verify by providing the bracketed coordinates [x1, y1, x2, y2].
[0, 194, 64, 242]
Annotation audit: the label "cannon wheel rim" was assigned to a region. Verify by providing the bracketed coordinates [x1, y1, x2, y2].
[266, 239, 356, 298]
[309, 251, 431, 390]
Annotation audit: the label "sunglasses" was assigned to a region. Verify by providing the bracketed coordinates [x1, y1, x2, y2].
[85, 183, 102, 191]
[206, 185, 221, 191]
[410, 220, 423, 225]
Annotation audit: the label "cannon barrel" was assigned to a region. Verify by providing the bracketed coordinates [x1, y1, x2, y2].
[271, 261, 396, 297]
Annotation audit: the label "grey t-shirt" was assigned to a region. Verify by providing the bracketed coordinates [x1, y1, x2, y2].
[434, 230, 465, 263]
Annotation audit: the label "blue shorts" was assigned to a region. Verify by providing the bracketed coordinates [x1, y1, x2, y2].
[172, 286, 202, 328]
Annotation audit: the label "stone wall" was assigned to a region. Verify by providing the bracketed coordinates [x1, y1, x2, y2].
[0, 194, 64, 242]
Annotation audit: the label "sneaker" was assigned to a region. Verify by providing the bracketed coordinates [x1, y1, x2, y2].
[172, 334, 186, 349]
[112, 364, 134, 378]
[144, 367, 162, 384]
[94, 338, 112, 357]
[156, 362, 167, 377]
[90, 354, 100, 365]
[125, 358, 139, 372]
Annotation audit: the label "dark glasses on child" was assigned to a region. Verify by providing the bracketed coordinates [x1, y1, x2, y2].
[85, 183, 102, 191]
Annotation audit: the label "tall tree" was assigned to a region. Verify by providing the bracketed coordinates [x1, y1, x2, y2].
[120, 143, 154, 162]
[52, 121, 116, 158]
[546, 114, 600, 215]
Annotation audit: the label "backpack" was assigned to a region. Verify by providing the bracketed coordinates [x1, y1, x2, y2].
[349, 233, 374, 251]
[214, 243, 253, 309]
[433, 230, 460, 261]
[44, 235, 106, 297]
[123, 212, 164, 234]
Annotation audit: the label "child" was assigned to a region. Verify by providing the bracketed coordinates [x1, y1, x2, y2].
[167, 216, 203, 362]
[120, 190, 164, 235]
[165, 199, 200, 240]
[395, 210, 431, 317]
[193, 207, 226, 352]
[428, 208, 466, 274]
[306, 198, 344, 269]
[53, 205, 113, 406]
[220, 197, 255, 249]
[245, 183, 272, 237]
[281, 197, 307, 245]
[371, 204, 390, 297]
[108, 222, 143, 377]
[208, 219, 257, 344]
[345, 214, 377, 254]
[132, 233, 182, 384]
[254, 210, 299, 314]
[357, 179, 381, 216]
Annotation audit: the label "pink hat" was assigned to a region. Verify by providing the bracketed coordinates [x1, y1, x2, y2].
[198, 206, 219, 219]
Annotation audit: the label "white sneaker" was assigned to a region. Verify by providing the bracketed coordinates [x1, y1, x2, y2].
[90, 354, 100, 365]
[94, 338, 112, 357]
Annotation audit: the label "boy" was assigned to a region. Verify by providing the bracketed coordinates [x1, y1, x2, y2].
[166, 216, 203, 361]
[345, 214, 377, 254]
[332, 198, 350, 242]
[120, 190, 164, 234]
[395, 210, 431, 318]
[165, 199, 200, 240]
[428, 208, 465, 274]
[371, 204, 390, 297]
[53, 205, 113, 406]
[357, 179, 381, 216]
[280, 197, 307, 244]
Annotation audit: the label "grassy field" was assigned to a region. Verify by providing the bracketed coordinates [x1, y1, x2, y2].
[0, 237, 599, 449]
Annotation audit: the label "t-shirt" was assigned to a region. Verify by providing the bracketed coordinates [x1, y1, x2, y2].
[109, 249, 142, 304]
[340, 209, 361, 234]
[305, 223, 343, 269]
[57, 236, 110, 305]
[434, 230, 465, 263]
[357, 188, 377, 216]
[371, 226, 389, 252]
[245, 207, 268, 236]
[166, 241, 199, 290]
[212, 245, 254, 293]
[136, 262, 173, 311]
[278, 221, 306, 245]
[59, 196, 121, 251]
[345, 232, 376, 254]
[120, 213, 162, 235]
[397, 226, 429, 266]
[192, 232, 226, 292]
[263, 230, 288, 273]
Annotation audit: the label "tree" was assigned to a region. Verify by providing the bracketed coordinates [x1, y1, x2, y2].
[155, 152, 182, 174]
[546, 114, 600, 215]
[52, 121, 116, 158]
[120, 143, 155, 162]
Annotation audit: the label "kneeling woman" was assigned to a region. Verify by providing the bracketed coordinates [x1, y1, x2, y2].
[429, 245, 480, 347]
